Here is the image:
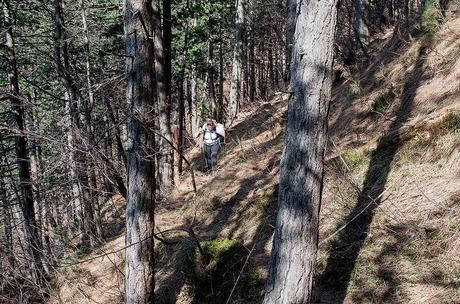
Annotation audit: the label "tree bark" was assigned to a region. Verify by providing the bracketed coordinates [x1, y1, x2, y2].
[285, 0, 297, 86]
[153, 0, 174, 192]
[123, 0, 156, 302]
[218, 40, 225, 120]
[178, 75, 185, 174]
[268, 48, 275, 93]
[0, 175, 15, 271]
[177, 30, 189, 175]
[354, 0, 369, 41]
[190, 68, 199, 137]
[208, 42, 218, 120]
[249, 27, 255, 103]
[228, 0, 244, 122]
[163, 0, 172, 105]
[263, 0, 338, 302]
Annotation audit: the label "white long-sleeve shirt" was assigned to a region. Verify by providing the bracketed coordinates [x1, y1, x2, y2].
[201, 124, 219, 145]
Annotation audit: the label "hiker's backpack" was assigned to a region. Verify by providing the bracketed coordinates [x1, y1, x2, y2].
[203, 123, 225, 145]
[215, 123, 225, 144]
[216, 123, 225, 138]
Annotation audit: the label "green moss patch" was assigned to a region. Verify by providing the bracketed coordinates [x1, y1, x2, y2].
[183, 238, 262, 303]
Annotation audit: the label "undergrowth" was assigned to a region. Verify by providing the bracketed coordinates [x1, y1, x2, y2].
[370, 89, 396, 117]
[414, 0, 443, 37]
[438, 109, 460, 133]
[183, 238, 262, 304]
[341, 149, 372, 171]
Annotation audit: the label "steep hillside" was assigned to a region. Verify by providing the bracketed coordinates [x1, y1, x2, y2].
[49, 10, 460, 304]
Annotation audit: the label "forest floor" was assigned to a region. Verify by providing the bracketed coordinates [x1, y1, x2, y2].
[49, 10, 460, 304]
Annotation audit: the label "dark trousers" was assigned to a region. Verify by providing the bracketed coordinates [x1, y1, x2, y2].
[203, 143, 220, 171]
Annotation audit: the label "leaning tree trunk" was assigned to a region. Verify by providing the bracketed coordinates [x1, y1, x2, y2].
[262, 0, 338, 303]
[153, 0, 174, 192]
[228, 0, 244, 122]
[80, 0, 104, 241]
[3, 0, 46, 284]
[123, 0, 156, 303]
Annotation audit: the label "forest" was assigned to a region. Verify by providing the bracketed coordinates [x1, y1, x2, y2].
[1, 0, 459, 303]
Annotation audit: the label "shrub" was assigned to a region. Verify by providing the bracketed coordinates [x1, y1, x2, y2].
[440, 109, 460, 133]
[415, 0, 443, 37]
[342, 150, 364, 169]
[429, 109, 460, 136]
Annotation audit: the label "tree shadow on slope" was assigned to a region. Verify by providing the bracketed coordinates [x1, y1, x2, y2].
[314, 43, 430, 304]
[199, 153, 279, 240]
[351, 214, 460, 304]
[155, 141, 282, 303]
[328, 27, 415, 144]
[330, 3, 459, 145]
[155, 239, 196, 304]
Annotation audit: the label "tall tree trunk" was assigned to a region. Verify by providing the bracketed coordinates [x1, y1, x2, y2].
[0, 138, 16, 271]
[263, 0, 338, 302]
[178, 29, 189, 175]
[103, 112, 115, 196]
[29, 113, 43, 244]
[3, 0, 46, 283]
[228, 0, 244, 122]
[285, 0, 296, 86]
[208, 42, 218, 120]
[275, 45, 281, 90]
[80, 0, 103, 242]
[124, 0, 156, 302]
[163, 0, 172, 106]
[249, 29, 255, 102]
[64, 94, 83, 230]
[28, 96, 52, 257]
[190, 68, 199, 136]
[0, 176, 15, 271]
[218, 40, 225, 120]
[354, 0, 369, 41]
[153, 0, 174, 192]
[178, 76, 185, 174]
[189, 10, 200, 134]
[242, 28, 249, 102]
[268, 47, 275, 93]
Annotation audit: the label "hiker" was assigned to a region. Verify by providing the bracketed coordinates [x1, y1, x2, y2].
[196, 118, 225, 173]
